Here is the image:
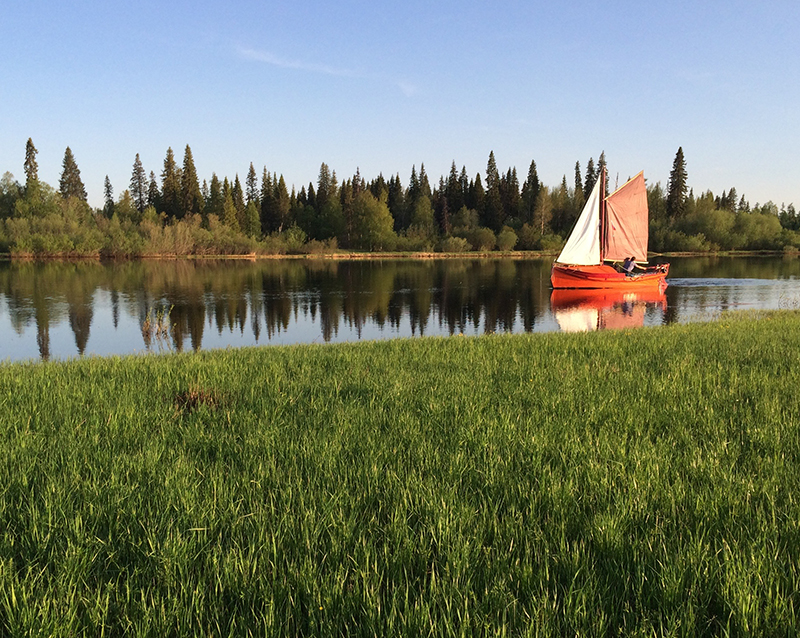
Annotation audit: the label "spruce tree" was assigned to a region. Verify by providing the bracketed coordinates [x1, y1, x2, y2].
[59, 147, 87, 201]
[418, 164, 431, 200]
[245, 201, 261, 238]
[160, 147, 181, 218]
[468, 174, 485, 213]
[501, 167, 520, 221]
[485, 151, 500, 192]
[407, 166, 420, 205]
[274, 175, 290, 233]
[666, 147, 688, 219]
[387, 174, 406, 230]
[103, 176, 114, 217]
[583, 158, 596, 200]
[483, 152, 504, 230]
[572, 161, 585, 212]
[222, 188, 239, 231]
[232, 175, 245, 229]
[317, 163, 332, 211]
[207, 174, 223, 219]
[445, 161, 464, 215]
[520, 160, 540, 225]
[131, 153, 147, 213]
[307, 183, 316, 211]
[180, 145, 203, 217]
[261, 170, 276, 232]
[435, 176, 450, 234]
[597, 151, 608, 196]
[147, 171, 160, 209]
[246, 163, 259, 205]
[24, 138, 39, 192]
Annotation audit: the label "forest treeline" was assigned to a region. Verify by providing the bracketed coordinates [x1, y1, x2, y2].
[1, 140, 798, 257]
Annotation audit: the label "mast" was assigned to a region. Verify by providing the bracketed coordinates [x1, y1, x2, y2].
[599, 167, 607, 262]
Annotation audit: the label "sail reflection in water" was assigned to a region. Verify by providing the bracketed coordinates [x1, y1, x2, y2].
[551, 288, 668, 333]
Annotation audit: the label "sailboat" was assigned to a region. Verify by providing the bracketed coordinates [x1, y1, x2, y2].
[550, 168, 669, 289]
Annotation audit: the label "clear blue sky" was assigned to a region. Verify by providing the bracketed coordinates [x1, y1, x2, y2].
[1, 0, 797, 209]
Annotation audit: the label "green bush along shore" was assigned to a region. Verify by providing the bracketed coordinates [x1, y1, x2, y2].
[1, 312, 799, 635]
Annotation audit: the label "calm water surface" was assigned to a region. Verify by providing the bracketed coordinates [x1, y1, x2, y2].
[1, 256, 799, 362]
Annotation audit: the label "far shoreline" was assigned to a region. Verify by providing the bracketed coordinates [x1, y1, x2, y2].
[1, 248, 799, 263]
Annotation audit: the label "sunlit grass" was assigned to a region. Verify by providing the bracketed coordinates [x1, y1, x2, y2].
[1, 311, 799, 635]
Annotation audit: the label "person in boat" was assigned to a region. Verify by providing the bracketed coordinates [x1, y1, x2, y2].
[621, 256, 651, 276]
[622, 256, 637, 275]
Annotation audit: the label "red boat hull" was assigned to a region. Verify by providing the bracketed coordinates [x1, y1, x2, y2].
[550, 263, 669, 290]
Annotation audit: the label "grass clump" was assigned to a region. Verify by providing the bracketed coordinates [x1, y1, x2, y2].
[0, 310, 799, 635]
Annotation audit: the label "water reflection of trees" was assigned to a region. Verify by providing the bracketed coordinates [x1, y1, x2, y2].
[0, 258, 559, 359]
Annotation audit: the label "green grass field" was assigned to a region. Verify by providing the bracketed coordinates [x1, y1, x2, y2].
[1, 312, 799, 636]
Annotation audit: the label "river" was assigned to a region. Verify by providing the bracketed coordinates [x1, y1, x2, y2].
[1, 256, 799, 362]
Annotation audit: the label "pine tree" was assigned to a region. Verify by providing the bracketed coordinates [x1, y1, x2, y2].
[130, 153, 147, 213]
[103, 176, 114, 217]
[180, 145, 203, 217]
[666, 147, 688, 219]
[59, 147, 87, 201]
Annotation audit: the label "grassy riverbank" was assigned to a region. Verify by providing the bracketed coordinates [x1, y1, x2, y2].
[2, 312, 799, 635]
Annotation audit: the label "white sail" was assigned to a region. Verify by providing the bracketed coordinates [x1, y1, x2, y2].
[555, 177, 602, 266]
[555, 307, 599, 332]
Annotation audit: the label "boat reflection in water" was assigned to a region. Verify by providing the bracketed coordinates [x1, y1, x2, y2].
[550, 287, 668, 333]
